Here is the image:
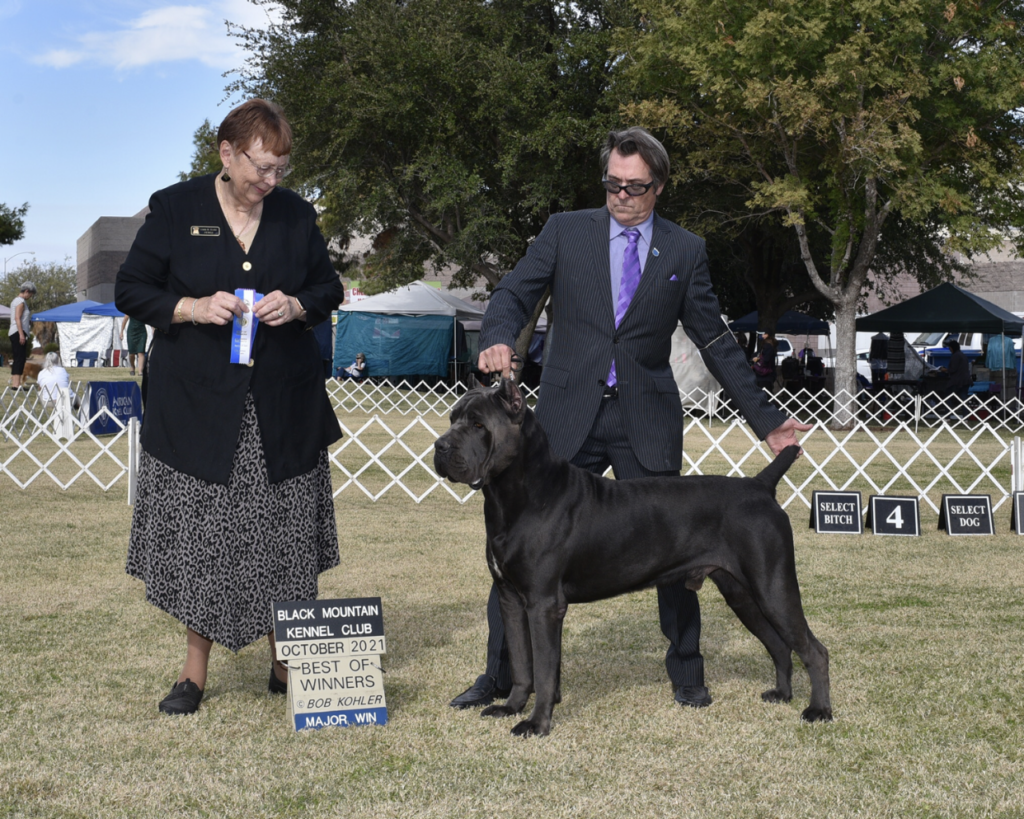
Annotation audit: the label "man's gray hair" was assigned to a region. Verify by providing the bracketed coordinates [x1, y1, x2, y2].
[600, 127, 671, 189]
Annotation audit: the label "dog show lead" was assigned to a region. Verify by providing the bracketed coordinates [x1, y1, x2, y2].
[115, 98, 345, 716]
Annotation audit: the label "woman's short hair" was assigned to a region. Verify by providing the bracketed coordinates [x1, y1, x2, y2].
[217, 99, 293, 156]
[947, 339, 961, 353]
[600, 127, 671, 189]
[44, 352, 60, 370]
[356, 353, 366, 360]
[19, 281, 37, 294]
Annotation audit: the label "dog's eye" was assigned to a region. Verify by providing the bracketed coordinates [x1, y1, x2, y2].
[473, 422, 484, 429]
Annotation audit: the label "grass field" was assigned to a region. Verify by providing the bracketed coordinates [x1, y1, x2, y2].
[4, 477, 1024, 819]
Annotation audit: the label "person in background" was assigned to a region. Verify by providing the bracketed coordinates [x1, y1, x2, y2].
[119, 314, 149, 376]
[116, 98, 345, 717]
[945, 339, 972, 400]
[752, 331, 778, 379]
[8, 281, 36, 390]
[869, 332, 889, 389]
[343, 352, 367, 378]
[37, 352, 73, 404]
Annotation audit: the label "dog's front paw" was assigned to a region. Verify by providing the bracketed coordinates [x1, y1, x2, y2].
[510, 718, 550, 737]
[761, 688, 793, 704]
[481, 704, 518, 719]
[801, 706, 833, 723]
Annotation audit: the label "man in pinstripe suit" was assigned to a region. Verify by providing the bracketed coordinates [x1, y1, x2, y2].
[450, 127, 811, 711]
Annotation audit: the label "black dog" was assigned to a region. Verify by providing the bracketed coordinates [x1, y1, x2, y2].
[434, 379, 832, 737]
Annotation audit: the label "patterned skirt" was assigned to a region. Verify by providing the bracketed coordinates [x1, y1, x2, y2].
[126, 394, 340, 652]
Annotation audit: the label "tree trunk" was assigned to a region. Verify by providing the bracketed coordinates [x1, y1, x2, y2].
[831, 300, 859, 429]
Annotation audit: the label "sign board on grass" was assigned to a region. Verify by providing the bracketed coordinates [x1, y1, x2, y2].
[1011, 492, 1024, 535]
[938, 495, 994, 536]
[809, 491, 862, 534]
[273, 597, 387, 731]
[865, 496, 921, 537]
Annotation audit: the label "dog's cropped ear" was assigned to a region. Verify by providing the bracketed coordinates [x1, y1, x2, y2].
[497, 377, 527, 424]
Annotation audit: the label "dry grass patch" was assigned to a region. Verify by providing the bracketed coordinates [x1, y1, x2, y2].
[3, 480, 1024, 818]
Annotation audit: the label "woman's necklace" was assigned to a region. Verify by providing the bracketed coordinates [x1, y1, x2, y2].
[217, 178, 261, 252]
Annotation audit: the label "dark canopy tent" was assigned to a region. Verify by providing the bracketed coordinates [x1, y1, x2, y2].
[855, 283, 1023, 335]
[728, 310, 830, 335]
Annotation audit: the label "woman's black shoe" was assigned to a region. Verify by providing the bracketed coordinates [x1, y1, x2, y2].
[158, 678, 203, 715]
[269, 664, 288, 694]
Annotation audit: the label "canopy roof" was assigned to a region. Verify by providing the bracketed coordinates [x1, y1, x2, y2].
[855, 282, 1024, 335]
[339, 281, 485, 320]
[0, 304, 10, 320]
[728, 310, 830, 335]
[83, 301, 125, 318]
[31, 300, 104, 323]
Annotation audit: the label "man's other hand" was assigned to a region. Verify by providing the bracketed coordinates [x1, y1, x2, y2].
[765, 418, 813, 456]
[478, 344, 515, 379]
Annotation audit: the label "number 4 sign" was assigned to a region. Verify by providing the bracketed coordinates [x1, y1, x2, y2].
[866, 496, 921, 537]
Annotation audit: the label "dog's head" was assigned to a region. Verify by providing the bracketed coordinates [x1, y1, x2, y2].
[433, 378, 527, 490]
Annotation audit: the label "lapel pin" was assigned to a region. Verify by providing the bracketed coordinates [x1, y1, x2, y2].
[652, 248, 660, 257]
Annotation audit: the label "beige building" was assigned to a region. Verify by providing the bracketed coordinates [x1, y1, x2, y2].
[76, 209, 148, 303]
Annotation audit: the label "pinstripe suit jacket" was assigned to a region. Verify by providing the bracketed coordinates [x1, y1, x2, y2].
[480, 207, 788, 472]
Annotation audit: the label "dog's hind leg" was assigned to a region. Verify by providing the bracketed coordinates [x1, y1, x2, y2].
[482, 582, 533, 720]
[710, 569, 794, 704]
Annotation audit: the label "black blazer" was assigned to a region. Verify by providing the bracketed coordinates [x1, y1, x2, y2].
[480, 207, 787, 472]
[115, 174, 345, 485]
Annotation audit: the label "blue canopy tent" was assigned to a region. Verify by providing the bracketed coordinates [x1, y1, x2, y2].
[728, 309, 830, 335]
[82, 302, 126, 318]
[335, 282, 485, 379]
[32, 300, 103, 322]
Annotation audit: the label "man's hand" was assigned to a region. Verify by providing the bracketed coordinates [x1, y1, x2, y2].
[478, 344, 515, 379]
[764, 418, 813, 456]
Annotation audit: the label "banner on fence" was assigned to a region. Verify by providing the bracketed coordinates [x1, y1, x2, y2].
[87, 381, 142, 435]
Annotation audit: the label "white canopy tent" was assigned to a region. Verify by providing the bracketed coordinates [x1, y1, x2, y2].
[339, 280, 486, 320]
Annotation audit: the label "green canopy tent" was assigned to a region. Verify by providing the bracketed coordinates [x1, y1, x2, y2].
[856, 282, 1024, 403]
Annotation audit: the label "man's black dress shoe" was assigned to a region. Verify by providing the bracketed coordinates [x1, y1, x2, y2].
[158, 678, 204, 715]
[449, 674, 511, 709]
[674, 685, 713, 708]
[269, 664, 288, 695]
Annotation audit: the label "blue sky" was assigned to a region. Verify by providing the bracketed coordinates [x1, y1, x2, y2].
[1, 0, 280, 279]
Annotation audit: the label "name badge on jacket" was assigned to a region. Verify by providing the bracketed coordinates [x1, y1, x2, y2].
[191, 226, 221, 237]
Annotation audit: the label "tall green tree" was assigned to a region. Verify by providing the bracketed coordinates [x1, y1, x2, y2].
[625, 0, 1024, 420]
[178, 119, 222, 181]
[0, 257, 77, 347]
[230, 0, 626, 295]
[0, 202, 28, 246]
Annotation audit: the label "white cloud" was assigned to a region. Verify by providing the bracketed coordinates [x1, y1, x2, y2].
[33, 0, 281, 71]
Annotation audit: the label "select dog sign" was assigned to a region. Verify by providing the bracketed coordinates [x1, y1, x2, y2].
[810, 491, 862, 534]
[938, 495, 994, 535]
[273, 597, 388, 731]
[866, 496, 921, 537]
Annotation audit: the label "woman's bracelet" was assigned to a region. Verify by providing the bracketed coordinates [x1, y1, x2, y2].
[175, 297, 187, 324]
[191, 299, 199, 325]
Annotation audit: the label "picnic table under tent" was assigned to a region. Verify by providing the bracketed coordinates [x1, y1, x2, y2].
[335, 281, 486, 380]
[855, 282, 1024, 404]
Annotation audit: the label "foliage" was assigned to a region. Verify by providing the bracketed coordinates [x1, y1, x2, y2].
[623, 0, 1024, 407]
[229, 0, 627, 292]
[0, 202, 28, 246]
[0, 257, 78, 316]
[178, 119, 222, 182]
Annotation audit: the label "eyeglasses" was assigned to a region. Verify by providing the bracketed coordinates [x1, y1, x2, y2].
[602, 179, 656, 196]
[242, 150, 293, 180]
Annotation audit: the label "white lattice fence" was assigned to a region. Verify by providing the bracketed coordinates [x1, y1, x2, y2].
[3, 379, 1021, 513]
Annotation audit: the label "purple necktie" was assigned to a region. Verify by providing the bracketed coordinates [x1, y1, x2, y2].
[607, 229, 641, 387]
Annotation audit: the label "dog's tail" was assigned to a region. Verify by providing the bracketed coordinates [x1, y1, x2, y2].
[754, 445, 800, 497]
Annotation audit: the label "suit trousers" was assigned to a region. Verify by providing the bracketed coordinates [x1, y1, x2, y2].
[483, 395, 705, 690]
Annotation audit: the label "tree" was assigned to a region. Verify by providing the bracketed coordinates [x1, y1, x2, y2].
[624, 0, 1024, 422]
[179, 120, 222, 181]
[0, 202, 28, 246]
[230, 0, 626, 302]
[0, 257, 78, 347]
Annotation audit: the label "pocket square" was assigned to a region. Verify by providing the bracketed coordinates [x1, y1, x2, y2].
[669, 274, 678, 282]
